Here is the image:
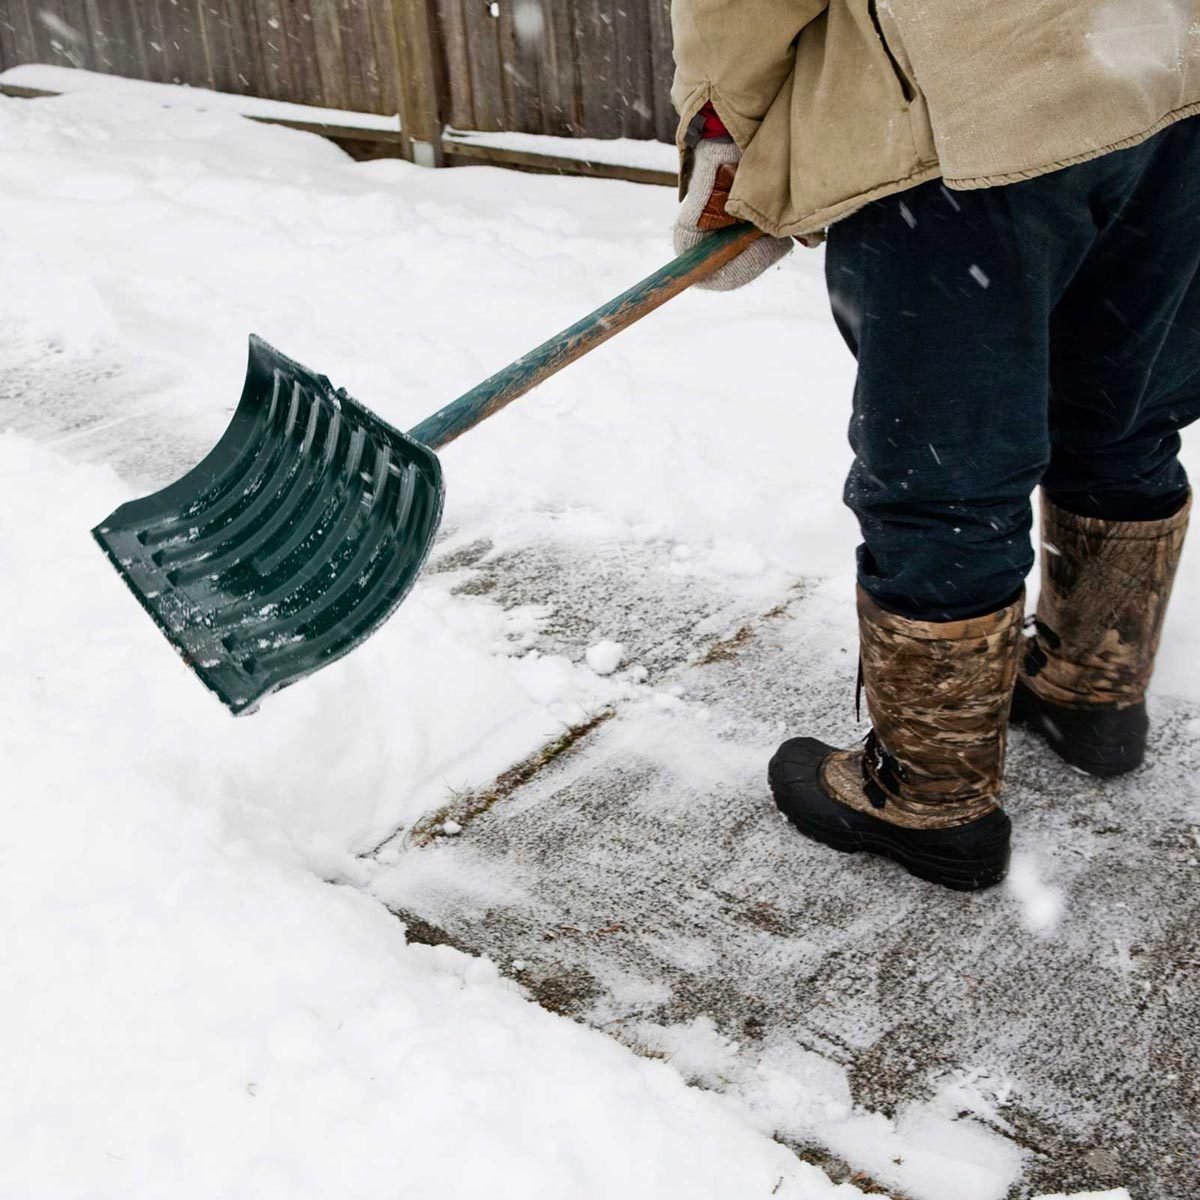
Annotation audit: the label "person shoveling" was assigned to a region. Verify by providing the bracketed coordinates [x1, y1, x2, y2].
[96, 0, 1199, 892]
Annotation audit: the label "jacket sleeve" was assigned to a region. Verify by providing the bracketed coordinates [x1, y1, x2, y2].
[671, 0, 829, 151]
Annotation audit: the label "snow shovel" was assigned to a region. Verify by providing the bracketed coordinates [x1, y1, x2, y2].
[92, 224, 764, 714]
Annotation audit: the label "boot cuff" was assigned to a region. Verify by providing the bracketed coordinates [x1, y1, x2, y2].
[856, 587, 1025, 642]
[1042, 490, 1192, 541]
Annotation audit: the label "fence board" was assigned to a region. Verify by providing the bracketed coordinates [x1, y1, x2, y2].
[435, 0, 474, 128]
[461, 0, 505, 130]
[227, 0, 266, 93]
[250, 0, 292, 99]
[337, 0, 376, 114]
[616, 0, 653, 137]
[0, 3, 35, 67]
[574, 0, 620, 138]
[497, 0, 538, 132]
[536, 0, 579, 136]
[112, 0, 150, 81]
[646, 0, 675, 142]
[392, 0, 443, 159]
[34, 1, 74, 68]
[40, 0, 88, 68]
[279, 1, 321, 108]
[198, 0, 243, 95]
[80, 0, 113, 72]
[144, 0, 184, 83]
[2, 0, 32, 65]
[182, 0, 217, 90]
[306, 0, 349, 110]
[367, 0, 402, 117]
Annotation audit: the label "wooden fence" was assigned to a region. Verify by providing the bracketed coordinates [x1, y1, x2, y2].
[0, 0, 677, 170]
[0, 1, 406, 116]
[436, 0, 675, 142]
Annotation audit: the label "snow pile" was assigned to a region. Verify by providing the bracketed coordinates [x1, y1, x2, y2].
[444, 125, 678, 172]
[0, 62, 401, 130]
[0, 92, 844, 1199]
[626, 1018, 1025, 1200]
[0, 433, 853, 1199]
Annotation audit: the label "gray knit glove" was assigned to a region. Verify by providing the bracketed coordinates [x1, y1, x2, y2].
[673, 139, 792, 292]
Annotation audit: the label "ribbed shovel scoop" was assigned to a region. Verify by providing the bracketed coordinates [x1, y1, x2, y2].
[92, 225, 763, 714]
[93, 337, 444, 713]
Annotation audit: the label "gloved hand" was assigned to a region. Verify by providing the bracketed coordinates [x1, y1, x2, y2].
[673, 138, 793, 291]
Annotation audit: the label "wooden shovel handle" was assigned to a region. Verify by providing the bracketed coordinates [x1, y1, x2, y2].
[407, 224, 765, 451]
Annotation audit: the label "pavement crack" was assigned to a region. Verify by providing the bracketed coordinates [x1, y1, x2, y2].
[365, 706, 616, 857]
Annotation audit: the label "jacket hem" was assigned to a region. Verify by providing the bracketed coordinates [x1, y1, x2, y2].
[727, 162, 942, 238]
[943, 102, 1200, 190]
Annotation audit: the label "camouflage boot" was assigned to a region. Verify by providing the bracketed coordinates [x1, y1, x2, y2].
[769, 588, 1024, 891]
[1011, 491, 1191, 776]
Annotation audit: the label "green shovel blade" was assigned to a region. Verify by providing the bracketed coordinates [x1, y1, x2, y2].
[92, 336, 444, 714]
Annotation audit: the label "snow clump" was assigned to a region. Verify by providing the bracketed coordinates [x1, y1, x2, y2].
[585, 640, 624, 675]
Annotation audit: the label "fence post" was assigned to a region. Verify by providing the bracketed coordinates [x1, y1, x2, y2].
[393, 0, 446, 166]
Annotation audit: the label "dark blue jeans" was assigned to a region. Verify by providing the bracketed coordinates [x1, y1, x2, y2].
[825, 115, 1200, 621]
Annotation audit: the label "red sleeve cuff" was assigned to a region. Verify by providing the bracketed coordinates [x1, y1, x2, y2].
[699, 102, 729, 139]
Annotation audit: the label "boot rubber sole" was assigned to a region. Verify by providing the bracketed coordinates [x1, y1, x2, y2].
[768, 738, 1011, 892]
[1010, 678, 1146, 777]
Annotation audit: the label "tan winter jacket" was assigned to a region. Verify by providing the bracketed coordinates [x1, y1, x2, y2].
[672, 0, 1200, 237]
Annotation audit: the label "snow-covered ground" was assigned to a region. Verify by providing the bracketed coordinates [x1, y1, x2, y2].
[0, 62, 402, 130]
[0, 86, 1188, 1199]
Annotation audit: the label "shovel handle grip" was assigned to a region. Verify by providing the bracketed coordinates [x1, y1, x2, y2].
[407, 223, 766, 450]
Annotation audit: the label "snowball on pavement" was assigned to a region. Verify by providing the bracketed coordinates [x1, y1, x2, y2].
[1005, 854, 1065, 936]
[585, 640, 624, 675]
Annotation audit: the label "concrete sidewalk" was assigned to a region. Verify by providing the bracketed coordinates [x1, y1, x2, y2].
[370, 539, 1199, 1200]
[8, 340, 1192, 1198]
